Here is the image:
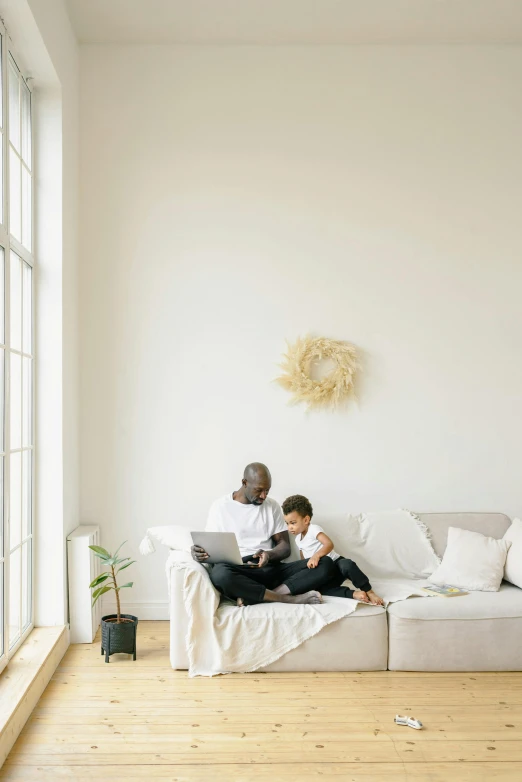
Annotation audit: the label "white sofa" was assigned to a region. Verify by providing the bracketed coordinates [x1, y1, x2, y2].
[170, 512, 522, 672]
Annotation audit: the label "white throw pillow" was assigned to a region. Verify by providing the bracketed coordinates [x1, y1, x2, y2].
[139, 525, 193, 555]
[342, 510, 441, 580]
[503, 518, 522, 589]
[430, 527, 511, 592]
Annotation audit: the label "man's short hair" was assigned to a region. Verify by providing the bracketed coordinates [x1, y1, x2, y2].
[281, 495, 313, 519]
[244, 462, 270, 482]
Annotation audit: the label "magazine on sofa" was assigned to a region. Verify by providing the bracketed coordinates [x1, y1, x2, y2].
[421, 584, 468, 597]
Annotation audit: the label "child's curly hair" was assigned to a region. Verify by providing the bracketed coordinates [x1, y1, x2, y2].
[281, 494, 313, 519]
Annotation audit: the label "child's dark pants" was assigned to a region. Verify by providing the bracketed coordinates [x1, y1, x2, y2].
[321, 557, 372, 599]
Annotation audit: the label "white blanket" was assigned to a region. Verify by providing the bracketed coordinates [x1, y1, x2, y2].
[167, 552, 358, 677]
[338, 509, 442, 603]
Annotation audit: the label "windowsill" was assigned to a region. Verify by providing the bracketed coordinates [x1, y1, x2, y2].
[0, 625, 69, 768]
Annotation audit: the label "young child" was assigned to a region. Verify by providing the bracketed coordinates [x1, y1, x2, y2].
[281, 494, 384, 606]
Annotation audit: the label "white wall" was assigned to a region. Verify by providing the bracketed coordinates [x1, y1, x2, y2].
[80, 45, 522, 617]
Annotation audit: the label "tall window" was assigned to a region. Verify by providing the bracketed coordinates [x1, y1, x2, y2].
[0, 26, 34, 673]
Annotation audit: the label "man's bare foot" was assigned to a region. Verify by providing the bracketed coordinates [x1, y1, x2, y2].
[366, 590, 385, 606]
[353, 590, 370, 602]
[278, 590, 323, 605]
[273, 584, 290, 595]
[263, 588, 322, 604]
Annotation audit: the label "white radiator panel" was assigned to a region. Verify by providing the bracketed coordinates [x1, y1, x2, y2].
[67, 525, 102, 644]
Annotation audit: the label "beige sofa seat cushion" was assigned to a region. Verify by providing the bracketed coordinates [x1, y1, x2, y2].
[388, 583, 522, 671]
[262, 603, 388, 672]
[388, 582, 522, 621]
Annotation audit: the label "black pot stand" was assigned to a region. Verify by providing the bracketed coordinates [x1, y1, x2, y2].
[100, 614, 138, 663]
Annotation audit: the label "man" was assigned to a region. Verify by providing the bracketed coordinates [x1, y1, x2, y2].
[191, 462, 337, 605]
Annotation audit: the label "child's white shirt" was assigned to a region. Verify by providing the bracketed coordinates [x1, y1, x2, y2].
[296, 523, 340, 561]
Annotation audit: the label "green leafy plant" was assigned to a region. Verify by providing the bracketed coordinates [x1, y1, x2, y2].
[88, 541, 135, 623]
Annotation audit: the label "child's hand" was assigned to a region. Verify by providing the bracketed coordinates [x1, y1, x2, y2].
[307, 554, 321, 569]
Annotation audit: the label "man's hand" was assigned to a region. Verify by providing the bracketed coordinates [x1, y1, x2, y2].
[191, 544, 209, 563]
[250, 550, 271, 568]
[307, 554, 321, 569]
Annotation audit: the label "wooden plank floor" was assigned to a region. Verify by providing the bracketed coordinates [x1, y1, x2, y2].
[1, 621, 522, 781]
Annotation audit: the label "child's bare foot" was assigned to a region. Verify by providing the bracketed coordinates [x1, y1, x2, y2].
[366, 590, 384, 606]
[353, 590, 370, 602]
[237, 597, 245, 607]
[279, 590, 323, 605]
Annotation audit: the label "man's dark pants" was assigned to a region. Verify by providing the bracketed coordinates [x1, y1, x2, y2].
[209, 555, 337, 604]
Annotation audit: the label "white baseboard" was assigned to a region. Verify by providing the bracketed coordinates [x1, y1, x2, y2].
[101, 599, 169, 621]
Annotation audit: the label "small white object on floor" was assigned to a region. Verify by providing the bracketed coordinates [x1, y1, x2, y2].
[395, 714, 423, 730]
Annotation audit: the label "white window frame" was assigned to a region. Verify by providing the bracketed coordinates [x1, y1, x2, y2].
[0, 19, 35, 675]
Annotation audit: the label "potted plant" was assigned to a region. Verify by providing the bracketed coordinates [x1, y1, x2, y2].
[89, 541, 137, 663]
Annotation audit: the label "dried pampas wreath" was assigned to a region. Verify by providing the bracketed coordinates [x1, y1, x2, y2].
[276, 335, 359, 411]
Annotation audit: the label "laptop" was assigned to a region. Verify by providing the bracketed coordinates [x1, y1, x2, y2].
[190, 531, 243, 566]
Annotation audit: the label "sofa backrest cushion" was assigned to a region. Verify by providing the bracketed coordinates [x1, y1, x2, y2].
[418, 512, 512, 559]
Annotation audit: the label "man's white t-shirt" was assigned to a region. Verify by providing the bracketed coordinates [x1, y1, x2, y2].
[296, 523, 340, 561]
[206, 494, 287, 558]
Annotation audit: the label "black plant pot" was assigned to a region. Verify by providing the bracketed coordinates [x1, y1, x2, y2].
[101, 614, 138, 663]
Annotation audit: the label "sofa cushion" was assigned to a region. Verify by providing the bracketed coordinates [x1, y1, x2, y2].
[417, 512, 512, 559]
[261, 602, 388, 672]
[429, 526, 511, 592]
[504, 518, 522, 589]
[387, 583, 522, 672]
[140, 525, 193, 554]
[388, 582, 522, 621]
